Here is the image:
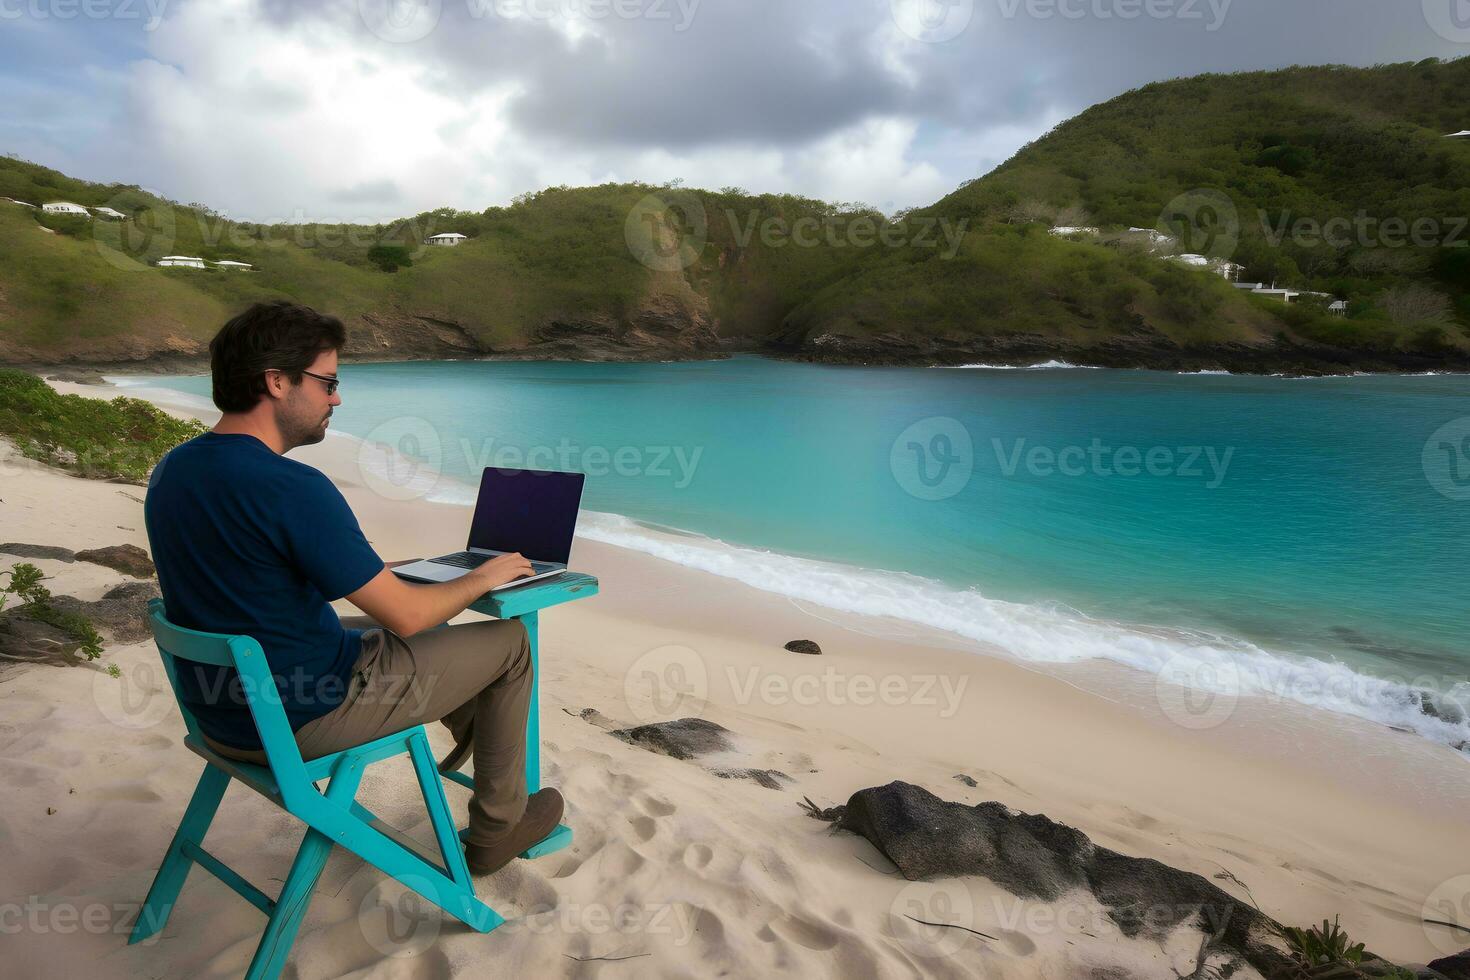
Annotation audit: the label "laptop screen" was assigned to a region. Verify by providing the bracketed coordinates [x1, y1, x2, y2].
[466, 468, 585, 564]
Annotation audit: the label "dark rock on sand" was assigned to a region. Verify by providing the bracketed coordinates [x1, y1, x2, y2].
[0, 543, 77, 562]
[49, 580, 160, 644]
[74, 544, 155, 579]
[812, 781, 1296, 978]
[0, 614, 86, 668]
[46, 368, 108, 385]
[953, 774, 978, 787]
[1428, 949, 1470, 979]
[609, 717, 734, 760]
[784, 639, 822, 655]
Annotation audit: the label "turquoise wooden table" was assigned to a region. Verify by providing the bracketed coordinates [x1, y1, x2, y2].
[453, 570, 599, 858]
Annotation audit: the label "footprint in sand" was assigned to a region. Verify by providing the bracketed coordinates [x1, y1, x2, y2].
[628, 814, 658, 842]
[632, 792, 677, 818]
[767, 913, 840, 951]
[683, 843, 713, 869]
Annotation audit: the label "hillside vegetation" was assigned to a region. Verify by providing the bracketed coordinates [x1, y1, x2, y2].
[2, 57, 1469, 372]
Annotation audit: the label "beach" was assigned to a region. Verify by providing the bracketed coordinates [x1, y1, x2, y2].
[3, 379, 1469, 978]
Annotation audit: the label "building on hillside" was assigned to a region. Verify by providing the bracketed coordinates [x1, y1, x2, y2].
[1170, 253, 1244, 281]
[1445, 130, 1470, 138]
[91, 206, 127, 219]
[43, 201, 90, 216]
[1328, 300, 1348, 317]
[425, 232, 467, 246]
[211, 260, 254, 270]
[3, 197, 37, 208]
[157, 255, 206, 269]
[1048, 225, 1099, 237]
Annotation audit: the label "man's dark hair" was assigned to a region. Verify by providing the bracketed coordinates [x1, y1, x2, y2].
[209, 300, 346, 412]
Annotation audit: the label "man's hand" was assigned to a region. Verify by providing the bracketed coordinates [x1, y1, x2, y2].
[346, 552, 532, 637]
[467, 552, 534, 590]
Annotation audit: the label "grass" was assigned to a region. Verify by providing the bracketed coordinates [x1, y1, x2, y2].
[0, 368, 207, 483]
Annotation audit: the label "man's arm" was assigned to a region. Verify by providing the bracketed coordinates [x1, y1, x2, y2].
[345, 552, 533, 637]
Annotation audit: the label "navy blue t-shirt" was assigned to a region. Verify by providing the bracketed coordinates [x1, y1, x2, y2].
[145, 432, 384, 750]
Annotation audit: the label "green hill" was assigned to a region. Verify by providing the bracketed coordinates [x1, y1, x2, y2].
[3, 57, 1469, 373]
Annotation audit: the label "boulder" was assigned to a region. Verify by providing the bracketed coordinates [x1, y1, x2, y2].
[75, 544, 155, 578]
[1428, 949, 1470, 980]
[49, 580, 160, 643]
[784, 639, 822, 655]
[609, 716, 733, 760]
[813, 781, 1297, 977]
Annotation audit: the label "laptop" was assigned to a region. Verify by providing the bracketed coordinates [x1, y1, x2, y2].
[391, 467, 585, 591]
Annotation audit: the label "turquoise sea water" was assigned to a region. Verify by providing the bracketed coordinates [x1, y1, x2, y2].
[121, 357, 1470, 747]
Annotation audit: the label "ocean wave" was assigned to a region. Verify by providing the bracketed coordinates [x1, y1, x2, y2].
[577, 511, 1470, 753]
[943, 360, 1102, 370]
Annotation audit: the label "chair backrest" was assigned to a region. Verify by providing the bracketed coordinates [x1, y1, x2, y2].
[146, 598, 311, 786]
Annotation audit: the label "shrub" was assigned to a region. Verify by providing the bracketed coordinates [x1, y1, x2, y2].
[0, 369, 207, 483]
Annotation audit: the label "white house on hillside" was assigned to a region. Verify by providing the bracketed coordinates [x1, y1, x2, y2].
[1445, 130, 1470, 139]
[211, 260, 253, 271]
[157, 255, 206, 269]
[91, 206, 126, 219]
[43, 201, 89, 216]
[1048, 225, 1100, 237]
[426, 232, 467, 246]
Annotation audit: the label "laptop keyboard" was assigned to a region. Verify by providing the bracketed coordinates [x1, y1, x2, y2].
[429, 551, 560, 574]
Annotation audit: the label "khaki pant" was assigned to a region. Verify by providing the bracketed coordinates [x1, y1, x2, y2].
[204, 615, 533, 846]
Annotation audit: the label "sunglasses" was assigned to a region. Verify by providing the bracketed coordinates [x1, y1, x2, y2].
[268, 368, 340, 396]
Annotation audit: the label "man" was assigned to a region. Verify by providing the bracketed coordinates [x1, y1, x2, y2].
[145, 299, 562, 876]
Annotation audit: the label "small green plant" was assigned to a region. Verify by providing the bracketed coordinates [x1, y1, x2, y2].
[1, 562, 105, 662]
[1279, 915, 1365, 968]
[1274, 915, 1416, 979]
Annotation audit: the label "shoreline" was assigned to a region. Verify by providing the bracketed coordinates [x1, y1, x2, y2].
[96, 374, 1470, 760]
[7, 377, 1469, 972]
[12, 333, 1470, 380]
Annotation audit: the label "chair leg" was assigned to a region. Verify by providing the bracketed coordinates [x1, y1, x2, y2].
[244, 827, 335, 980]
[129, 763, 230, 945]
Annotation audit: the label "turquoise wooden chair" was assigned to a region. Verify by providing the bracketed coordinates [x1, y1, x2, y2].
[126, 577, 598, 980]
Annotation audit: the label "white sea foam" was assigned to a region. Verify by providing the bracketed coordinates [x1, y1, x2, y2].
[575, 511, 1470, 753]
[943, 360, 1102, 370]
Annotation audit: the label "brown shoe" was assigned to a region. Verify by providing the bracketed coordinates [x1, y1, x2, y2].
[465, 788, 565, 876]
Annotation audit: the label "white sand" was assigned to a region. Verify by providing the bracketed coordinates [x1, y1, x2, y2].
[2, 379, 1468, 978]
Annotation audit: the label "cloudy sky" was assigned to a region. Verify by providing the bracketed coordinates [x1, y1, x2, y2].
[1, 0, 1465, 222]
